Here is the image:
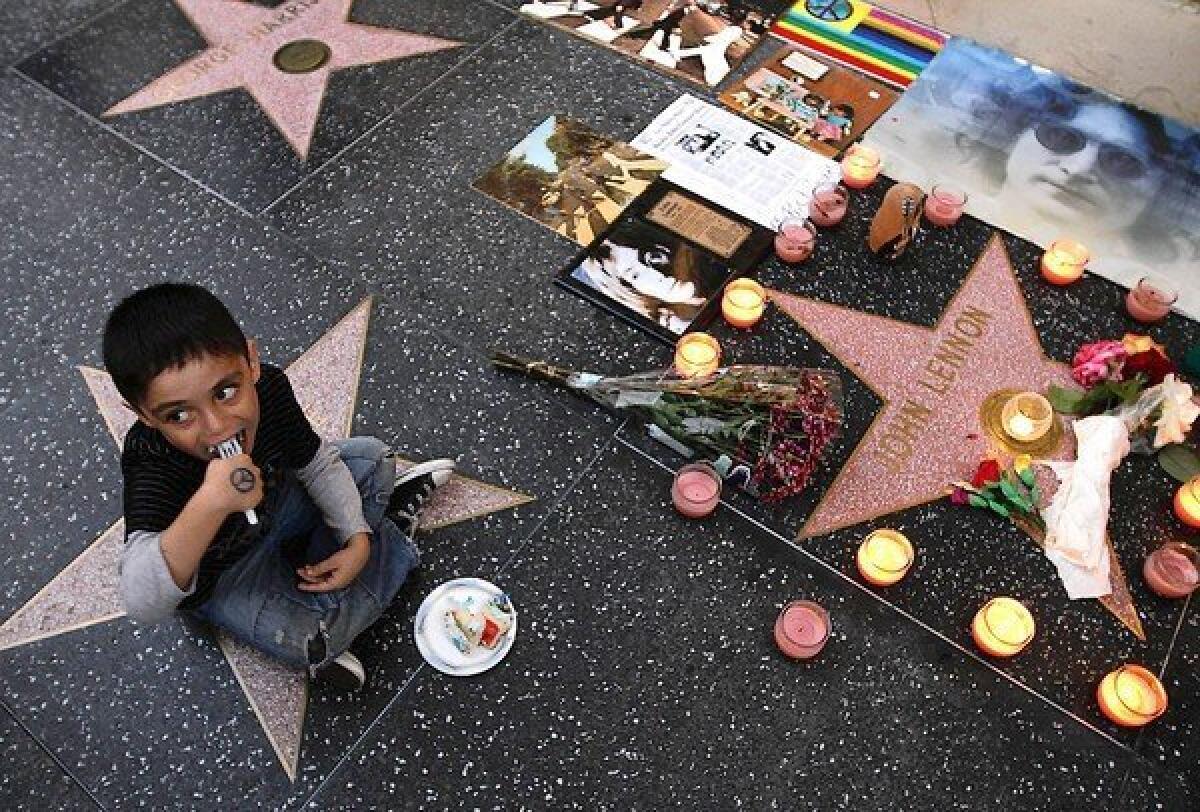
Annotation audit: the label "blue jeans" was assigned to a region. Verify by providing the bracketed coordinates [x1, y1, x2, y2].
[189, 437, 419, 671]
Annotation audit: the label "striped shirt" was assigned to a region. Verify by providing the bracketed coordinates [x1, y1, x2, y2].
[121, 363, 321, 607]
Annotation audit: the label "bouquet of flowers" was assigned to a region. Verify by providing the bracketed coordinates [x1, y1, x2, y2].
[491, 352, 842, 502]
[1050, 333, 1197, 454]
[949, 456, 1044, 533]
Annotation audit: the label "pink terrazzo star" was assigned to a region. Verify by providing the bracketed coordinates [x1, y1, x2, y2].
[771, 234, 1143, 637]
[771, 234, 1075, 539]
[104, 0, 463, 158]
[0, 297, 533, 778]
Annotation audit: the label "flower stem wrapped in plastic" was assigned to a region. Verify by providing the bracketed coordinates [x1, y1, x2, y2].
[491, 351, 843, 502]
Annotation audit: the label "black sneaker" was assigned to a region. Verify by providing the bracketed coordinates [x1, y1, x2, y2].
[313, 651, 366, 692]
[387, 458, 455, 538]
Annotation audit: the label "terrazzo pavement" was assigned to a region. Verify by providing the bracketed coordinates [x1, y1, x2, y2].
[1, 1, 1197, 809]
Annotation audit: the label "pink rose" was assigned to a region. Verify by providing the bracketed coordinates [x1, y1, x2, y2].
[1071, 340, 1126, 388]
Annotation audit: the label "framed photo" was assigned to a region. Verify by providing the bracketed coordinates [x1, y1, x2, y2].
[556, 215, 739, 342]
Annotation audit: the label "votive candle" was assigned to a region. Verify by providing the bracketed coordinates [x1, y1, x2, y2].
[1040, 239, 1088, 285]
[1142, 543, 1199, 599]
[671, 462, 722, 519]
[923, 183, 967, 227]
[971, 597, 1035, 657]
[1125, 276, 1178, 323]
[841, 145, 881, 189]
[774, 600, 831, 659]
[674, 333, 720, 378]
[775, 219, 817, 263]
[809, 182, 849, 227]
[1173, 477, 1200, 529]
[1097, 665, 1167, 727]
[722, 278, 766, 329]
[856, 529, 914, 586]
[1001, 392, 1054, 443]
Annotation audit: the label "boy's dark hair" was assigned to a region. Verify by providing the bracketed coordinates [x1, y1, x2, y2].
[103, 283, 249, 410]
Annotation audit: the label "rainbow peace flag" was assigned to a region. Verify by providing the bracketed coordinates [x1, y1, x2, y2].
[770, 1, 946, 88]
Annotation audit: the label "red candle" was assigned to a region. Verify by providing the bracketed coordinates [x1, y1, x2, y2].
[671, 463, 721, 518]
[923, 183, 967, 227]
[774, 600, 830, 659]
[1125, 276, 1178, 323]
[775, 219, 816, 263]
[1143, 543, 1199, 599]
[809, 183, 849, 228]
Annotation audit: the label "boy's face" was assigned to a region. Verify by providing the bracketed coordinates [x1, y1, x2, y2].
[134, 341, 262, 462]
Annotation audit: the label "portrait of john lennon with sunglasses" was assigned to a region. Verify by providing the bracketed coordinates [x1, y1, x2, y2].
[864, 38, 1200, 319]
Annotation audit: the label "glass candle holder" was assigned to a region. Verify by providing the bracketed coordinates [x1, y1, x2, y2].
[774, 600, 831, 660]
[923, 183, 967, 227]
[775, 219, 817, 263]
[1040, 239, 1088, 285]
[1142, 542, 1199, 599]
[1000, 392, 1054, 443]
[971, 597, 1035, 657]
[671, 462, 722, 519]
[1125, 276, 1178, 323]
[721, 278, 766, 329]
[1097, 665, 1168, 727]
[1173, 477, 1200, 529]
[674, 333, 720, 378]
[809, 182, 849, 227]
[841, 145, 881, 189]
[856, 529, 914, 587]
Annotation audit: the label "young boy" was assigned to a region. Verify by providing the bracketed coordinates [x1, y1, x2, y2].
[104, 283, 453, 690]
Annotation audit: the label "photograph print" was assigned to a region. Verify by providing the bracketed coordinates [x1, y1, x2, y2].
[864, 38, 1200, 320]
[474, 116, 667, 246]
[518, 1, 772, 88]
[559, 215, 736, 339]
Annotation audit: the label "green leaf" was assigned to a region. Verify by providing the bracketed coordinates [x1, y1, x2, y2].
[1159, 444, 1200, 483]
[967, 494, 987, 509]
[1109, 378, 1145, 405]
[1046, 385, 1086, 414]
[986, 501, 1011, 518]
[1018, 466, 1036, 488]
[998, 478, 1022, 504]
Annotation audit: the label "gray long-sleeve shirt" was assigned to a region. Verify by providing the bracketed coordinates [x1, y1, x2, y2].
[118, 438, 370, 624]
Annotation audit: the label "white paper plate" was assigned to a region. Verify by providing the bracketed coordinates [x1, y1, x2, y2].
[413, 577, 517, 676]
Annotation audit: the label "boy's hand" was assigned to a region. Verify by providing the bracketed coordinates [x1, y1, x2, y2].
[198, 453, 264, 517]
[296, 532, 370, 592]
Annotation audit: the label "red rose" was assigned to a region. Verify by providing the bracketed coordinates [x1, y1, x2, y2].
[971, 459, 1002, 488]
[1124, 348, 1175, 386]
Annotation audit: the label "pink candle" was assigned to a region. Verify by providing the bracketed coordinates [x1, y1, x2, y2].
[1143, 543, 1199, 599]
[809, 183, 849, 228]
[1125, 276, 1178, 323]
[774, 600, 830, 659]
[671, 463, 721, 518]
[923, 183, 967, 227]
[775, 219, 816, 263]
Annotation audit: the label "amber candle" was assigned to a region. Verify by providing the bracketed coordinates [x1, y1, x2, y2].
[1001, 392, 1054, 443]
[1040, 239, 1088, 285]
[1097, 665, 1167, 727]
[721, 278, 766, 329]
[674, 333, 720, 378]
[971, 598, 1035, 657]
[856, 529, 914, 586]
[841, 145, 881, 189]
[1175, 478, 1200, 529]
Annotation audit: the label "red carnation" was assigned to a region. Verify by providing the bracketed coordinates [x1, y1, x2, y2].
[1124, 348, 1175, 386]
[971, 459, 1002, 488]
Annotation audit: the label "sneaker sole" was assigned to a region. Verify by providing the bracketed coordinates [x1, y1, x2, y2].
[394, 458, 456, 487]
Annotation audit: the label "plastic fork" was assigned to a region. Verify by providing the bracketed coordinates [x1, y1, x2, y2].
[216, 436, 258, 525]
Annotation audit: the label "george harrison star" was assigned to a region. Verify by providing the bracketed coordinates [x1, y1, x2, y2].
[104, 0, 463, 158]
